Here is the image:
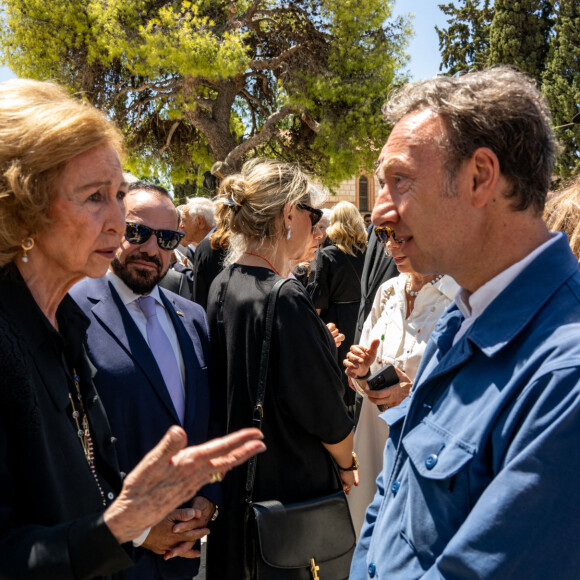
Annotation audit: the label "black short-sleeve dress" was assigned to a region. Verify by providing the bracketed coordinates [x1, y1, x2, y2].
[308, 245, 366, 409]
[191, 237, 227, 311]
[206, 264, 353, 579]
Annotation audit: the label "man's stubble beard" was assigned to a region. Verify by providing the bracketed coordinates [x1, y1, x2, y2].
[111, 253, 169, 295]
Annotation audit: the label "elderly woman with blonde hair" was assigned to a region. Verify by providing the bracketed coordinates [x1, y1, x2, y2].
[309, 201, 368, 412]
[0, 79, 264, 579]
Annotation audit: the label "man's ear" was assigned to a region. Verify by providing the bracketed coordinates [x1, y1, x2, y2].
[469, 147, 500, 208]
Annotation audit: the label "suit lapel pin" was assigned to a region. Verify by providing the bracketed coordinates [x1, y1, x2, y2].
[176, 310, 184, 317]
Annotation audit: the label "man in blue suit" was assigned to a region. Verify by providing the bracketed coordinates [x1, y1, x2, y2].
[71, 181, 220, 580]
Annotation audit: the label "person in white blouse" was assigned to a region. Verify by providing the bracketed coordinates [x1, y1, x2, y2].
[344, 226, 458, 536]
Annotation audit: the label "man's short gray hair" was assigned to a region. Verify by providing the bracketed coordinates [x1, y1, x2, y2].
[184, 197, 216, 228]
[383, 66, 558, 214]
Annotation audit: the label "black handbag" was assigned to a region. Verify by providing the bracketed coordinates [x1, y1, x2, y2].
[244, 278, 356, 579]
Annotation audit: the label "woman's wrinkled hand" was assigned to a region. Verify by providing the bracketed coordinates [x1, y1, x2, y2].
[343, 339, 380, 379]
[366, 365, 413, 410]
[104, 427, 265, 545]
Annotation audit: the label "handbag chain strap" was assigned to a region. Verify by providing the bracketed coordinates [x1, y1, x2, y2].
[245, 278, 289, 505]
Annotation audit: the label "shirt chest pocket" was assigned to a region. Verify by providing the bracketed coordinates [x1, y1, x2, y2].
[397, 420, 476, 567]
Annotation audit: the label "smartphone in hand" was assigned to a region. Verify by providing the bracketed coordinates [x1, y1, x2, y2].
[367, 364, 399, 391]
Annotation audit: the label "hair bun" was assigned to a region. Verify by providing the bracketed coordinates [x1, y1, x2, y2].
[221, 175, 252, 210]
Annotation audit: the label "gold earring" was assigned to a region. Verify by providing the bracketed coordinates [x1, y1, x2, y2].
[21, 238, 34, 263]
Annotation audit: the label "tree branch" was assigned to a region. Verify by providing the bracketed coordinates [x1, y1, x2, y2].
[249, 44, 302, 71]
[240, 0, 263, 26]
[222, 104, 298, 170]
[239, 88, 270, 118]
[159, 120, 180, 154]
[113, 79, 181, 103]
[252, 6, 312, 20]
[301, 110, 320, 133]
[130, 94, 170, 117]
[243, 71, 274, 100]
[182, 106, 214, 137]
[194, 97, 215, 112]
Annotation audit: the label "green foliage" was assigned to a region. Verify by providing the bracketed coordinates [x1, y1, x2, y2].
[173, 180, 198, 205]
[541, 0, 580, 178]
[289, 0, 411, 185]
[436, 0, 493, 74]
[0, 0, 411, 185]
[488, 0, 553, 81]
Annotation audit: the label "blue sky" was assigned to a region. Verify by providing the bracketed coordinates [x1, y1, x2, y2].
[0, 2, 447, 83]
[0, 64, 13, 82]
[392, 1, 448, 80]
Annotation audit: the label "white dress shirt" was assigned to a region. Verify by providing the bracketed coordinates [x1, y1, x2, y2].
[453, 233, 559, 345]
[106, 269, 186, 392]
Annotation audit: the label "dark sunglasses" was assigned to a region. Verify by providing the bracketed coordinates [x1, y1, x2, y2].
[375, 226, 406, 245]
[297, 203, 323, 227]
[125, 221, 184, 251]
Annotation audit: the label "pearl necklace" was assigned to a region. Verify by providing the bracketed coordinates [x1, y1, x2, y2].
[406, 274, 444, 297]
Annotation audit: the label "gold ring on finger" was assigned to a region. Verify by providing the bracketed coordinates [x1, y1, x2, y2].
[209, 471, 224, 484]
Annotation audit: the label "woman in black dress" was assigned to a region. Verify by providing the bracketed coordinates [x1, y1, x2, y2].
[206, 159, 358, 579]
[191, 213, 230, 310]
[309, 201, 368, 412]
[0, 79, 264, 579]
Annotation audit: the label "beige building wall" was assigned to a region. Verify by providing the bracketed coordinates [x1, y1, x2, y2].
[319, 173, 379, 213]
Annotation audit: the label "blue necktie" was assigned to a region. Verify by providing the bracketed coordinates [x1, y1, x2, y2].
[137, 295, 185, 424]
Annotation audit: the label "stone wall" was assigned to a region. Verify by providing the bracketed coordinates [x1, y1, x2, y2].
[319, 173, 379, 212]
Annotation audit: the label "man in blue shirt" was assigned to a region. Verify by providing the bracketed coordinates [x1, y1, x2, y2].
[349, 67, 580, 578]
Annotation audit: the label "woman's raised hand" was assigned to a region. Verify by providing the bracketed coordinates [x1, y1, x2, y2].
[104, 427, 265, 545]
[344, 339, 380, 379]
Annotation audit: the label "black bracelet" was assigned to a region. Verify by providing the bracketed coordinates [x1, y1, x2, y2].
[338, 452, 359, 471]
[356, 369, 371, 380]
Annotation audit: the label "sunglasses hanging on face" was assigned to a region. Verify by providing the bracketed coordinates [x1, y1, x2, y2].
[124, 221, 185, 251]
[374, 226, 406, 245]
[297, 203, 323, 228]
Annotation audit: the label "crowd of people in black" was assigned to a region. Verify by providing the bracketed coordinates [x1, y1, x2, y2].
[1, 65, 580, 580]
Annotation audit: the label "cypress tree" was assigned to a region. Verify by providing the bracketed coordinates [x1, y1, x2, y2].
[488, 0, 554, 82]
[436, 0, 493, 75]
[542, 0, 580, 178]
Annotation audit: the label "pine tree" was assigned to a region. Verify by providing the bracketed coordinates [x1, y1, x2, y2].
[488, 0, 554, 82]
[436, 0, 493, 75]
[542, 0, 580, 178]
[0, 0, 411, 184]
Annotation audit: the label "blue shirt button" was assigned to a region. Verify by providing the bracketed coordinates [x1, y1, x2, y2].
[368, 562, 376, 577]
[425, 454, 438, 469]
[391, 480, 400, 494]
